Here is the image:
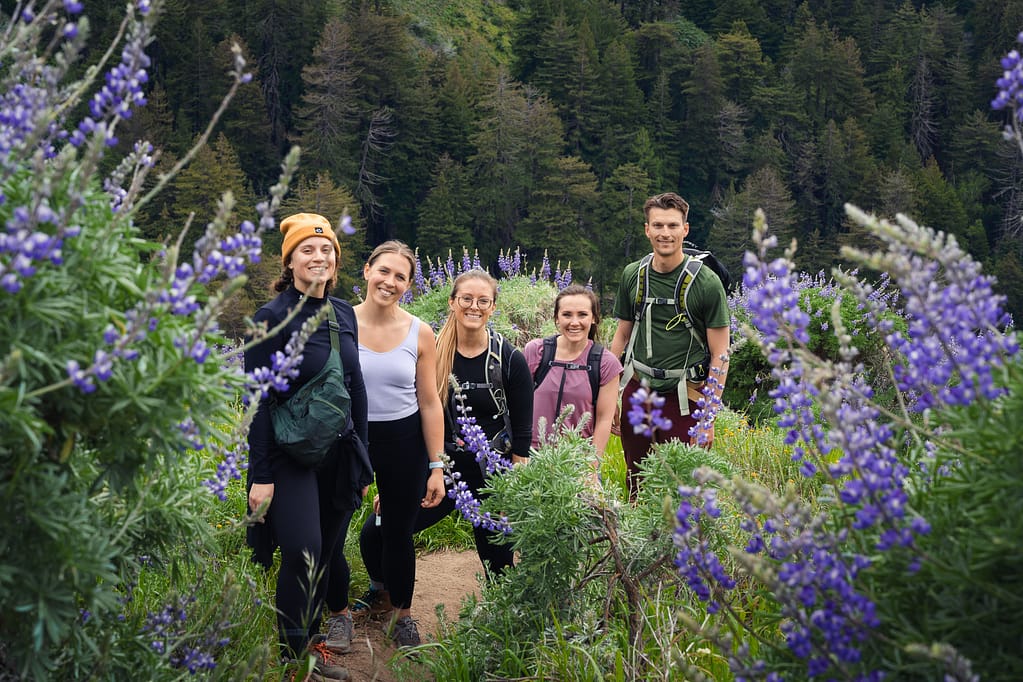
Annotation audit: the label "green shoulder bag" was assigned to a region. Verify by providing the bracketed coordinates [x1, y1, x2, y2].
[271, 303, 352, 468]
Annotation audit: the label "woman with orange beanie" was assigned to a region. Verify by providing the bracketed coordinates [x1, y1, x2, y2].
[245, 213, 371, 680]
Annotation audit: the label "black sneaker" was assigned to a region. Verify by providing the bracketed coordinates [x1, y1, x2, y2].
[351, 587, 392, 621]
[387, 615, 421, 648]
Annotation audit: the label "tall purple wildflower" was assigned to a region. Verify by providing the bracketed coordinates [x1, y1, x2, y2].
[843, 206, 1018, 412]
[626, 379, 673, 437]
[992, 31, 1023, 122]
[443, 383, 513, 534]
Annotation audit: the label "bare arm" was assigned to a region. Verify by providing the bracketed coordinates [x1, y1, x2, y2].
[610, 319, 633, 360]
[608, 320, 632, 436]
[591, 378, 619, 463]
[416, 321, 447, 507]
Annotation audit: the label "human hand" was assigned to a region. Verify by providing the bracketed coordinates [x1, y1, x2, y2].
[421, 470, 445, 508]
[691, 421, 715, 450]
[248, 482, 274, 522]
[372, 494, 380, 515]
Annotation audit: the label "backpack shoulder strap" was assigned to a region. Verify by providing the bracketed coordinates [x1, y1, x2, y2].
[532, 335, 559, 389]
[667, 255, 704, 331]
[586, 342, 604, 405]
[485, 331, 513, 435]
[632, 253, 655, 319]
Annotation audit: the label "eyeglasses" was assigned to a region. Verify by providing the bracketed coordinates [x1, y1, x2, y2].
[454, 295, 494, 310]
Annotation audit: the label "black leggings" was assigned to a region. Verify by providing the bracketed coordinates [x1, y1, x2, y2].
[353, 413, 429, 610]
[270, 454, 356, 657]
[360, 448, 513, 585]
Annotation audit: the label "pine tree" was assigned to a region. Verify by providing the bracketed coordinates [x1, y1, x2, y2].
[592, 38, 645, 179]
[518, 156, 599, 275]
[165, 134, 253, 256]
[787, 18, 872, 130]
[417, 155, 474, 256]
[709, 165, 795, 274]
[563, 19, 602, 162]
[597, 162, 653, 295]
[913, 156, 970, 240]
[293, 18, 363, 182]
[212, 36, 278, 192]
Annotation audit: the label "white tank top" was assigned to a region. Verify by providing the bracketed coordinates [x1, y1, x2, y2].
[359, 317, 420, 422]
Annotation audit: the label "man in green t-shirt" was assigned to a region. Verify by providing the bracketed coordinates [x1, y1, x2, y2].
[610, 192, 730, 498]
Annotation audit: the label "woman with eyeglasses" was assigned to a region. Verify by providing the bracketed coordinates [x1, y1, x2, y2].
[356, 269, 532, 613]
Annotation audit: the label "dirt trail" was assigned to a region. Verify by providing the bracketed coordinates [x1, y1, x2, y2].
[339, 549, 483, 682]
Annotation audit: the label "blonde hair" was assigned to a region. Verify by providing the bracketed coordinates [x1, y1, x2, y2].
[435, 269, 498, 406]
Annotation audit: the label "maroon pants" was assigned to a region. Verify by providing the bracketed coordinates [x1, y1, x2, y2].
[620, 378, 697, 499]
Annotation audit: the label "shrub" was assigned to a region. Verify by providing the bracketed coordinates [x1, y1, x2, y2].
[0, 2, 287, 677]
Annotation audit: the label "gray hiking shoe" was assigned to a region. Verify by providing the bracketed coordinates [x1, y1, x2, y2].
[324, 611, 354, 653]
[387, 615, 421, 648]
[302, 634, 350, 681]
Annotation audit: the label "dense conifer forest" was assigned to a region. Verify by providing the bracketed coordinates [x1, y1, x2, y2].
[93, 0, 1023, 317]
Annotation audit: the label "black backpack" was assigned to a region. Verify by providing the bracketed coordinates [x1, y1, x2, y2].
[532, 335, 605, 413]
[683, 241, 731, 292]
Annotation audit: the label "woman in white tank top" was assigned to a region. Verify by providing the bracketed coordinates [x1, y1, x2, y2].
[323, 241, 444, 651]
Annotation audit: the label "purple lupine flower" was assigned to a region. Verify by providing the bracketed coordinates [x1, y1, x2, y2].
[539, 251, 551, 281]
[443, 385, 513, 533]
[841, 208, 1018, 412]
[203, 440, 249, 501]
[445, 251, 456, 281]
[338, 213, 355, 235]
[412, 249, 428, 296]
[992, 32, 1023, 121]
[674, 482, 737, 610]
[627, 380, 672, 437]
[689, 365, 726, 446]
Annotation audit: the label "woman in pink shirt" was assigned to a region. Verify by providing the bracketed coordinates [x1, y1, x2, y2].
[524, 285, 622, 471]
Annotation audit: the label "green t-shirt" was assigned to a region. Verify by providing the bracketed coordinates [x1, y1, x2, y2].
[612, 255, 730, 393]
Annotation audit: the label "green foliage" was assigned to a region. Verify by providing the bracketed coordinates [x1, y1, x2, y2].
[415, 429, 742, 680]
[857, 360, 1023, 680]
[0, 169, 261, 677]
[725, 270, 903, 424]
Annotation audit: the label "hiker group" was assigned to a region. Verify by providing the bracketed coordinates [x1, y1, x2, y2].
[244, 191, 730, 680]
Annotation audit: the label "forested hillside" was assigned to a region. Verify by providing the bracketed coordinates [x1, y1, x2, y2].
[95, 0, 1023, 316]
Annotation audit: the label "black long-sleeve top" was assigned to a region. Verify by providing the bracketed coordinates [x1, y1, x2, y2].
[244, 286, 368, 485]
[446, 336, 533, 459]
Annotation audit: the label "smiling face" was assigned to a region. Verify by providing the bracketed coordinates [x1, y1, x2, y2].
[644, 206, 689, 259]
[555, 294, 596, 342]
[363, 251, 412, 307]
[288, 236, 337, 293]
[448, 276, 497, 333]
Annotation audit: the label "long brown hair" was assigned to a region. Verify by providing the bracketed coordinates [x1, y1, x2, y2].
[435, 269, 498, 406]
[554, 284, 601, 340]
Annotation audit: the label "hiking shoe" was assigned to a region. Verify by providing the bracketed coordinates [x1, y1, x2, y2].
[351, 586, 392, 621]
[323, 611, 353, 653]
[300, 634, 350, 681]
[387, 615, 421, 648]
